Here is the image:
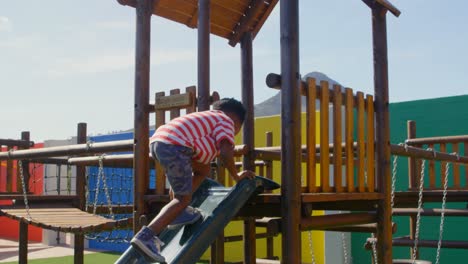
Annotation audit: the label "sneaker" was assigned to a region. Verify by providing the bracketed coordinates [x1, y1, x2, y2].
[131, 226, 166, 262]
[167, 206, 202, 230]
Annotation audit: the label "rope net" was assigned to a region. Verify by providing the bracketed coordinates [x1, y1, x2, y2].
[84, 163, 134, 243]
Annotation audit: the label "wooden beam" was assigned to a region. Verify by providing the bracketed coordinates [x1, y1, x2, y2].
[0, 139, 34, 148]
[406, 135, 468, 145]
[280, 0, 302, 262]
[154, 92, 194, 111]
[361, 0, 401, 17]
[228, 0, 265, 46]
[197, 0, 210, 111]
[241, 31, 256, 264]
[391, 144, 468, 165]
[371, 2, 393, 262]
[300, 212, 377, 231]
[0, 140, 134, 160]
[133, 0, 154, 234]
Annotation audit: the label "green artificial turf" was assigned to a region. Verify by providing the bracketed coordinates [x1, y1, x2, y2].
[2, 252, 213, 264]
[2, 252, 121, 264]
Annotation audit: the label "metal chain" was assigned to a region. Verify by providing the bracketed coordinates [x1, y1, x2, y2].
[371, 233, 378, 264]
[307, 231, 317, 264]
[98, 155, 115, 219]
[85, 167, 91, 212]
[412, 159, 426, 263]
[92, 161, 102, 215]
[391, 155, 399, 209]
[18, 160, 32, 220]
[435, 160, 450, 264]
[66, 164, 72, 195]
[341, 229, 350, 264]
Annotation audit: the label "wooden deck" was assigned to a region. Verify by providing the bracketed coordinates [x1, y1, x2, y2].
[0, 203, 132, 233]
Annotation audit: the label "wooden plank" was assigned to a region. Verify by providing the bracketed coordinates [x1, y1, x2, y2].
[169, 89, 181, 119]
[393, 208, 468, 217]
[333, 85, 343, 192]
[440, 143, 447, 189]
[452, 143, 460, 188]
[406, 135, 468, 145]
[228, 0, 267, 46]
[307, 78, 317, 192]
[428, 143, 436, 188]
[155, 92, 193, 111]
[466, 143, 468, 189]
[19, 221, 28, 264]
[155, 92, 166, 195]
[357, 92, 365, 192]
[366, 95, 375, 192]
[185, 86, 197, 113]
[345, 88, 354, 192]
[6, 147, 13, 192]
[320, 81, 330, 192]
[300, 212, 376, 231]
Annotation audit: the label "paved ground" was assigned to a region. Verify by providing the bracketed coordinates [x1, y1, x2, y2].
[0, 238, 102, 263]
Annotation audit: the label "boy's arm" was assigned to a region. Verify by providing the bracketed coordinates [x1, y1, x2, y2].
[219, 139, 255, 182]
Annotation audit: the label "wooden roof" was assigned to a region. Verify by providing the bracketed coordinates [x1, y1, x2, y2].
[117, 0, 278, 46]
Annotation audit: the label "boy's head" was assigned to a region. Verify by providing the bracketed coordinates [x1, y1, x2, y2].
[213, 98, 246, 134]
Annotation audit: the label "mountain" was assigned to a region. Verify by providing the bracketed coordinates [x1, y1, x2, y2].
[254, 71, 342, 117]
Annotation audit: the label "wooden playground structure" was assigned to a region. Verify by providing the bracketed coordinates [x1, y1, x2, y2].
[2, 0, 468, 263]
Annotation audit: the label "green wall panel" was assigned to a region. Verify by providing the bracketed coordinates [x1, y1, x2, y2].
[351, 95, 468, 264]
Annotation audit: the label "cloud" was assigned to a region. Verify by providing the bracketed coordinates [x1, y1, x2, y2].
[95, 21, 134, 31]
[0, 16, 12, 32]
[47, 49, 197, 76]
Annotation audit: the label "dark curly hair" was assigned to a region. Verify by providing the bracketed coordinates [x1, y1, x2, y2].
[212, 98, 246, 124]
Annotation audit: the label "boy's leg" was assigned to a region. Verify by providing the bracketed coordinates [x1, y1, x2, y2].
[147, 141, 194, 234]
[192, 162, 211, 192]
[131, 142, 193, 261]
[148, 193, 191, 233]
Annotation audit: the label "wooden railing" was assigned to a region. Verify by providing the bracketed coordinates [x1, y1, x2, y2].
[404, 127, 468, 191]
[263, 74, 377, 194]
[151, 86, 221, 194]
[303, 78, 375, 193]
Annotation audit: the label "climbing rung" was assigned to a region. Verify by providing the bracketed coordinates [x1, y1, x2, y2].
[366, 236, 468, 249]
[393, 208, 468, 217]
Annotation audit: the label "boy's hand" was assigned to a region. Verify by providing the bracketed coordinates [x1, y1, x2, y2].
[235, 170, 256, 182]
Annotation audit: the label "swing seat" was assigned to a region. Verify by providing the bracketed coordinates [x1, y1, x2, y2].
[393, 259, 431, 264]
[0, 203, 132, 233]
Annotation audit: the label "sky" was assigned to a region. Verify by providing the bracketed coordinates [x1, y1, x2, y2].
[1, 0, 467, 142]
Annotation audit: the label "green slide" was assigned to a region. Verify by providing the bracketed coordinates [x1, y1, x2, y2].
[115, 176, 280, 264]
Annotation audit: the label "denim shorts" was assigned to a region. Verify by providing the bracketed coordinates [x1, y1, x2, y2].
[150, 141, 193, 195]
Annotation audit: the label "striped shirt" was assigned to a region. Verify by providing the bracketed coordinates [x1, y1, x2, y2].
[150, 110, 235, 164]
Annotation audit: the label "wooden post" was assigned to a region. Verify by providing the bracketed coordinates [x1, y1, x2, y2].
[6, 146, 13, 192]
[19, 221, 28, 264]
[280, 0, 302, 262]
[241, 32, 256, 264]
[333, 84, 343, 192]
[320, 81, 330, 192]
[345, 88, 354, 192]
[366, 95, 375, 192]
[155, 92, 166, 195]
[17, 132, 30, 193]
[133, 0, 154, 233]
[265, 132, 274, 258]
[197, 0, 210, 111]
[306, 79, 317, 192]
[372, 3, 393, 263]
[75, 123, 87, 264]
[357, 92, 366, 192]
[407, 120, 418, 259]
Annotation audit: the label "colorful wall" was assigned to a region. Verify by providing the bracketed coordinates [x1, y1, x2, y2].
[0, 143, 44, 242]
[351, 95, 468, 263]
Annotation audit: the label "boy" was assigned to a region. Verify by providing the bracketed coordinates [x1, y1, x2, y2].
[131, 98, 256, 262]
